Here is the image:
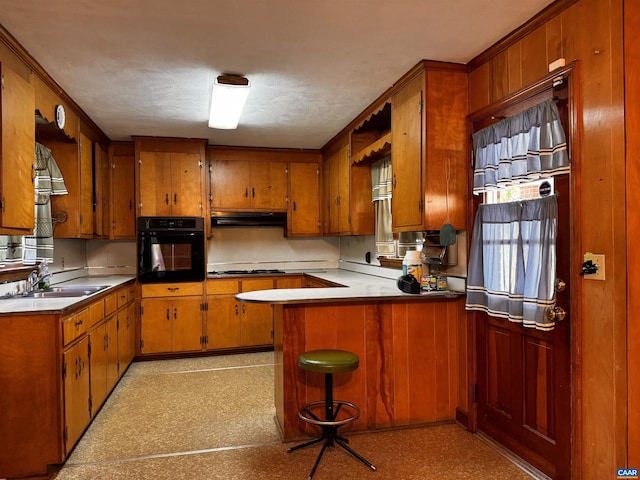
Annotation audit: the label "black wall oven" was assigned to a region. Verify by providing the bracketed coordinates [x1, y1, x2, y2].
[137, 217, 205, 284]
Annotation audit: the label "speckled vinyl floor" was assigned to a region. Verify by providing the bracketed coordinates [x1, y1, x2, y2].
[51, 352, 539, 480]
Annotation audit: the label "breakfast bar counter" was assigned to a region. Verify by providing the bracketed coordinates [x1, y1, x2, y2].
[236, 269, 469, 441]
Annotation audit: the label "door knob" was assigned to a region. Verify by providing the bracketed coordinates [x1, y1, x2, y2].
[545, 306, 567, 322]
[555, 278, 566, 292]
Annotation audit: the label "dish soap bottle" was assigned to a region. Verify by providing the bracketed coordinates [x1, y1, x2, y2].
[38, 260, 51, 290]
[402, 250, 423, 283]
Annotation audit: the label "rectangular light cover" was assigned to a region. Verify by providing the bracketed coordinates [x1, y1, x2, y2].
[208, 76, 251, 129]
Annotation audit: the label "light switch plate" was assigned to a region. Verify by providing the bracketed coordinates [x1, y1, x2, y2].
[584, 253, 605, 281]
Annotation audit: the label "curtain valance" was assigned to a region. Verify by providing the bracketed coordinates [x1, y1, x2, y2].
[472, 98, 569, 194]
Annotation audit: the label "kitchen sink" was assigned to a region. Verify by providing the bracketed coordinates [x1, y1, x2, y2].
[25, 285, 110, 298]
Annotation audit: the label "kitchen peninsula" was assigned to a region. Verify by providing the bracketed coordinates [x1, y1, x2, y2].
[236, 269, 468, 441]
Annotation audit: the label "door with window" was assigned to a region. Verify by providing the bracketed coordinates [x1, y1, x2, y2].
[469, 79, 572, 479]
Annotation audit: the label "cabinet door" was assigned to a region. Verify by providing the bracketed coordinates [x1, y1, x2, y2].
[392, 74, 424, 231]
[210, 159, 251, 209]
[105, 315, 119, 392]
[326, 145, 350, 235]
[117, 303, 136, 377]
[140, 298, 173, 354]
[250, 161, 288, 209]
[79, 133, 94, 236]
[288, 163, 321, 236]
[111, 151, 135, 239]
[170, 152, 203, 217]
[88, 325, 107, 415]
[0, 63, 35, 233]
[240, 279, 274, 346]
[172, 297, 204, 352]
[138, 151, 172, 216]
[206, 295, 241, 349]
[63, 337, 90, 454]
[94, 145, 110, 237]
[322, 157, 330, 234]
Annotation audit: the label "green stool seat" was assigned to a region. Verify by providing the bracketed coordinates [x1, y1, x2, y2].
[288, 349, 375, 479]
[298, 349, 359, 374]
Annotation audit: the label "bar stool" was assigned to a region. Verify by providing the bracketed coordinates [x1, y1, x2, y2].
[288, 349, 376, 479]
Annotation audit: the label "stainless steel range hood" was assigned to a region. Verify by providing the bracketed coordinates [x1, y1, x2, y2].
[211, 211, 287, 227]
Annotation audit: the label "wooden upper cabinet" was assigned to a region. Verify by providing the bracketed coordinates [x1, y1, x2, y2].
[209, 159, 287, 211]
[109, 142, 135, 239]
[80, 134, 94, 236]
[391, 64, 468, 232]
[50, 132, 94, 238]
[324, 143, 350, 235]
[288, 162, 321, 236]
[0, 63, 35, 233]
[209, 160, 251, 209]
[250, 161, 288, 210]
[135, 137, 206, 218]
[392, 73, 424, 231]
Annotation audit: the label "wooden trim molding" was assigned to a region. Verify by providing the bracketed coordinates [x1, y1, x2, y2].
[466, 0, 579, 72]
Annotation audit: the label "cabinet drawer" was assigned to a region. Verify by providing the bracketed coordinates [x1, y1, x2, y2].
[240, 278, 274, 292]
[206, 279, 239, 295]
[116, 287, 129, 309]
[88, 300, 105, 328]
[142, 282, 203, 297]
[62, 309, 89, 346]
[105, 291, 118, 316]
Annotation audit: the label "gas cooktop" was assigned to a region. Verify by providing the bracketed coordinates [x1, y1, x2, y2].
[209, 269, 287, 275]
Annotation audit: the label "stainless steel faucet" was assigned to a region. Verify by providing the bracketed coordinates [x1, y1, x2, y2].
[26, 270, 39, 294]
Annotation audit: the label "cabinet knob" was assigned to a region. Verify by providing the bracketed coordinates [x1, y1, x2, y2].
[166, 308, 170, 320]
[165, 193, 169, 205]
[174, 193, 177, 204]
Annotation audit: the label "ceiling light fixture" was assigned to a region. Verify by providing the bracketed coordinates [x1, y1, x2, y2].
[208, 75, 251, 129]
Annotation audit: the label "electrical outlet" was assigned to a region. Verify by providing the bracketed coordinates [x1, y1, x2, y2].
[584, 253, 605, 281]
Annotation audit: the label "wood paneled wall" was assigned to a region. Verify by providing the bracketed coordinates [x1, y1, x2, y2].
[624, 0, 640, 468]
[274, 298, 465, 441]
[467, 0, 627, 477]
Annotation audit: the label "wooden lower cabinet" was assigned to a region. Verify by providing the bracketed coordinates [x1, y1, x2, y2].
[63, 336, 90, 454]
[0, 281, 137, 479]
[206, 279, 241, 349]
[140, 282, 205, 355]
[205, 277, 280, 350]
[117, 301, 137, 377]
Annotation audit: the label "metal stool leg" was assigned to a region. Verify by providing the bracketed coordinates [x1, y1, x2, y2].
[288, 371, 375, 478]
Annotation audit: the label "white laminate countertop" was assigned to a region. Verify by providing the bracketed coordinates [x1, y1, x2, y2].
[236, 269, 463, 304]
[0, 275, 135, 315]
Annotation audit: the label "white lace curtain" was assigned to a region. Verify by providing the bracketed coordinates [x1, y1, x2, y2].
[472, 98, 569, 194]
[371, 155, 395, 257]
[466, 195, 558, 331]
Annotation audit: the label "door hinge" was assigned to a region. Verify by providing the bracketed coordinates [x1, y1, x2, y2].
[88, 396, 93, 417]
[200, 335, 208, 345]
[198, 160, 203, 168]
[63, 426, 68, 444]
[87, 340, 92, 357]
[0, 197, 3, 212]
[199, 202, 203, 211]
[419, 100, 424, 113]
[0, 74, 4, 89]
[140, 305, 144, 316]
[138, 158, 142, 165]
[472, 384, 478, 404]
[62, 360, 67, 379]
[418, 200, 424, 213]
[140, 339, 144, 351]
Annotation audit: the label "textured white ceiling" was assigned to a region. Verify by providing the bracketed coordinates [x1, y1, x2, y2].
[0, 0, 553, 149]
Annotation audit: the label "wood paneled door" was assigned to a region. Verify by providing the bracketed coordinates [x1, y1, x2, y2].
[472, 77, 573, 479]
